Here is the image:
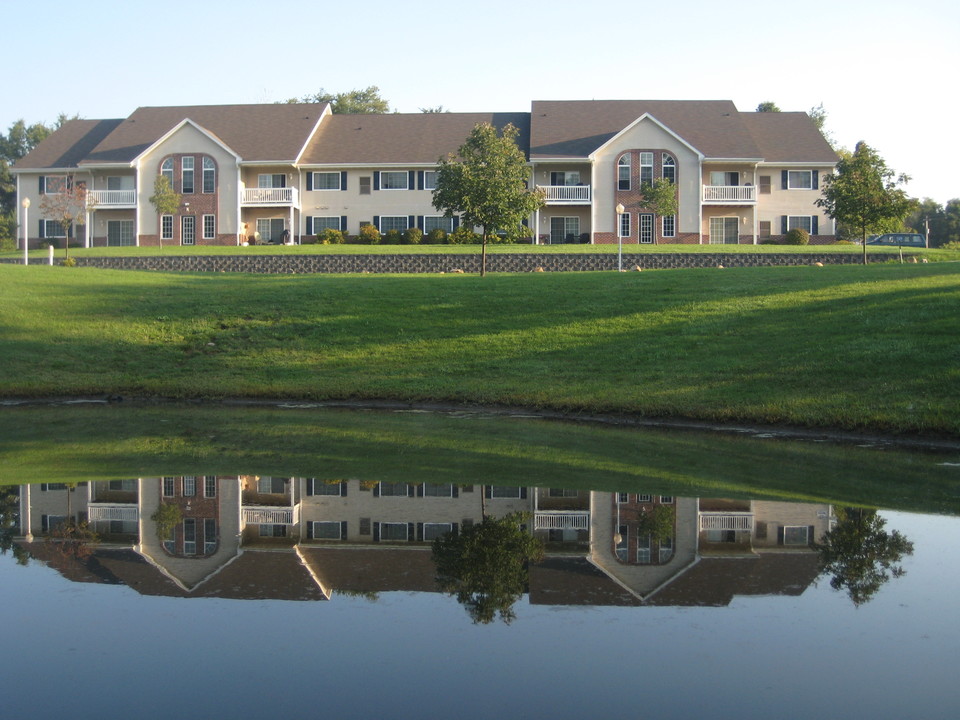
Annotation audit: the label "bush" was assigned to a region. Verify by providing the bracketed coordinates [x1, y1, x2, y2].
[425, 228, 448, 244]
[318, 228, 344, 245]
[832, 239, 856, 245]
[940, 240, 960, 250]
[402, 227, 423, 245]
[352, 224, 381, 245]
[384, 229, 403, 245]
[782, 227, 810, 245]
[448, 225, 480, 244]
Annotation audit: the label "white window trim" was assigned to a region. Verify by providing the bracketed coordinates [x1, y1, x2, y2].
[787, 170, 813, 190]
[202, 214, 216, 239]
[638, 213, 654, 244]
[202, 157, 215, 194]
[662, 154, 676, 184]
[181, 215, 195, 245]
[618, 154, 631, 191]
[312, 171, 341, 191]
[181, 156, 195, 194]
[423, 215, 454, 233]
[161, 215, 174, 240]
[312, 216, 342, 232]
[423, 171, 438, 190]
[379, 215, 409, 233]
[788, 215, 813, 232]
[42, 219, 66, 237]
[42, 175, 67, 194]
[380, 171, 409, 190]
[618, 212, 630, 238]
[639, 152, 654, 185]
[662, 215, 676, 238]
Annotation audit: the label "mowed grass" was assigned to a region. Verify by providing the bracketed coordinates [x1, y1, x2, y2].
[1, 262, 958, 436]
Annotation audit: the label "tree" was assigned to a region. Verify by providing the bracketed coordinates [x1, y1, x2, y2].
[905, 197, 960, 247]
[808, 102, 839, 150]
[38, 175, 90, 259]
[816, 141, 915, 264]
[637, 178, 679, 244]
[0, 118, 58, 248]
[756, 101, 781, 112]
[287, 85, 390, 114]
[148, 175, 181, 249]
[419, 105, 450, 113]
[432, 512, 544, 624]
[814, 507, 913, 607]
[432, 122, 545, 276]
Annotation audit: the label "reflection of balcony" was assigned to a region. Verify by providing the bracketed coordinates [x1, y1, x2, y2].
[87, 189, 137, 207]
[538, 185, 591, 204]
[243, 506, 299, 525]
[699, 513, 754, 531]
[241, 187, 299, 207]
[702, 185, 756, 203]
[88, 504, 139, 522]
[535, 511, 590, 530]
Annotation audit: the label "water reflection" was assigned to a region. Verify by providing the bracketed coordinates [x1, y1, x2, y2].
[2, 477, 914, 612]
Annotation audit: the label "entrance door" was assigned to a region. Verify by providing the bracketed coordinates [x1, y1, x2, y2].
[638, 213, 654, 244]
[550, 216, 579, 244]
[106, 220, 135, 246]
[182, 216, 196, 245]
[709, 217, 739, 244]
[256, 218, 286, 244]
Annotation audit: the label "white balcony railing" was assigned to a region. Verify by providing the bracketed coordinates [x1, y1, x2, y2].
[86, 189, 137, 207]
[88, 504, 139, 522]
[535, 511, 591, 531]
[699, 513, 755, 531]
[702, 185, 757, 203]
[538, 185, 591, 203]
[243, 506, 296, 525]
[241, 187, 300, 206]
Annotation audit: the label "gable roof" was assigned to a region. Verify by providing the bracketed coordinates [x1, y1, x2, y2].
[739, 111, 838, 163]
[13, 118, 124, 170]
[300, 112, 531, 165]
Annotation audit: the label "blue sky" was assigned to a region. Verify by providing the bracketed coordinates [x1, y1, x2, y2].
[7, 0, 958, 203]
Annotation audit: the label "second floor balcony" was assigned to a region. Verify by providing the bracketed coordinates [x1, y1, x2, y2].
[87, 189, 137, 207]
[539, 184, 591, 204]
[241, 187, 300, 207]
[702, 185, 757, 203]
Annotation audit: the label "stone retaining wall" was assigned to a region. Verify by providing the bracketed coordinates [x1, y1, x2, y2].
[2, 252, 904, 273]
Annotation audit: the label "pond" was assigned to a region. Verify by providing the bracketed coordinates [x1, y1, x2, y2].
[0, 405, 958, 718]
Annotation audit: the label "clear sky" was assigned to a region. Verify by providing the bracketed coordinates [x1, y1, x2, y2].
[6, 0, 958, 203]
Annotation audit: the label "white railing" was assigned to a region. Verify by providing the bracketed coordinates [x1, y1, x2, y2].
[87, 189, 137, 206]
[699, 513, 754, 531]
[538, 185, 591, 203]
[243, 506, 295, 525]
[702, 185, 756, 203]
[534, 511, 591, 530]
[241, 187, 300, 206]
[87, 504, 139, 522]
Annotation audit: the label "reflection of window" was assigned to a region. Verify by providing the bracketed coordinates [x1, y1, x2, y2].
[637, 534, 651, 564]
[258, 477, 286, 494]
[660, 536, 674, 562]
[163, 477, 175, 497]
[183, 476, 196, 497]
[312, 480, 344, 496]
[312, 521, 342, 540]
[204, 518, 217, 554]
[490, 486, 521, 498]
[423, 483, 454, 497]
[183, 519, 196, 555]
[616, 524, 628, 560]
[783, 526, 810, 545]
[616, 492, 628, 504]
[659, 496, 674, 504]
[204, 477, 216, 498]
[549, 488, 578, 498]
[380, 522, 409, 541]
[637, 495, 652, 503]
[259, 524, 287, 537]
[378, 482, 409, 497]
[423, 523, 452, 541]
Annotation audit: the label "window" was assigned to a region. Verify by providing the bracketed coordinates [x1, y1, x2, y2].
[204, 476, 216, 498]
[710, 171, 740, 186]
[202, 157, 215, 193]
[183, 476, 196, 497]
[709, 216, 739, 244]
[183, 519, 196, 555]
[311, 217, 342, 232]
[783, 526, 810, 545]
[42, 219, 66, 237]
[759, 220, 772, 239]
[256, 218, 285, 244]
[181, 157, 194, 194]
[424, 216, 455, 233]
[662, 154, 676, 184]
[618, 155, 631, 191]
[181, 216, 195, 245]
[161, 215, 173, 240]
[162, 477, 175, 497]
[107, 176, 134, 191]
[379, 522, 409, 541]
[203, 214, 216, 239]
[637, 534, 651, 564]
[618, 212, 630, 238]
[787, 170, 812, 189]
[423, 483, 454, 497]
[550, 171, 580, 186]
[161, 159, 174, 188]
[42, 175, 67, 194]
[639, 213, 654, 244]
[640, 152, 654, 185]
[380, 171, 408, 190]
[258, 174, 285, 188]
[312, 521, 342, 540]
[788, 216, 813, 233]
[550, 216, 579, 244]
[423, 523, 452, 541]
[378, 481, 409, 497]
[759, 175, 771, 194]
[204, 518, 217, 554]
[311, 172, 341, 190]
[106, 220, 135, 246]
[379, 216, 408, 233]
[423, 171, 438, 190]
[662, 215, 676, 238]
[359, 177, 371, 195]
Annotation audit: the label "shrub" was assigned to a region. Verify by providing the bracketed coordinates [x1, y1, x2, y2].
[940, 240, 960, 250]
[353, 224, 381, 245]
[403, 227, 423, 245]
[384, 229, 403, 245]
[832, 239, 856, 245]
[782, 227, 810, 245]
[425, 228, 448, 244]
[318, 228, 344, 245]
[448, 225, 480, 244]
[62, 256, 77, 267]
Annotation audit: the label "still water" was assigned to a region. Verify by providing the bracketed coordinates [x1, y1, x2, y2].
[2, 473, 958, 719]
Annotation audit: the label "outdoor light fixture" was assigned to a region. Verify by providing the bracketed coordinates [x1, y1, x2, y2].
[615, 203, 625, 272]
[21, 197, 30, 266]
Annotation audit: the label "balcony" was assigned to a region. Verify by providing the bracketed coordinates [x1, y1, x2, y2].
[538, 185, 591, 204]
[87, 504, 139, 522]
[241, 187, 300, 207]
[535, 511, 590, 531]
[86, 189, 137, 207]
[243, 505, 298, 525]
[699, 513, 754, 531]
[702, 185, 756, 203]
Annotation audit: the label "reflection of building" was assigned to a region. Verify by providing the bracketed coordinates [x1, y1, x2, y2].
[14, 479, 832, 607]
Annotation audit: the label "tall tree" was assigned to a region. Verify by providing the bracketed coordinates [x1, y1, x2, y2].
[432, 512, 544, 625]
[148, 175, 181, 249]
[814, 507, 913, 607]
[905, 197, 960, 247]
[432, 122, 545, 276]
[816, 141, 914, 264]
[287, 85, 390, 114]
[756, 101, 781, 112]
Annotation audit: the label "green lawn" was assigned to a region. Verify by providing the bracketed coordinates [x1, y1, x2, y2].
[1, 262, 958, 436]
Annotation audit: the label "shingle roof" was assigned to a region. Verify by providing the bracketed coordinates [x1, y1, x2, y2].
[13, 119, 124, 169]
[739, 111, 838, 163]
[300, 112, 531, 165]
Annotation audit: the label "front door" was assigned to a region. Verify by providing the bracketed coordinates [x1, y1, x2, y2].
[182, 216, 196, 246]
[106, 220, 135, 247]
[709, 217, 739, 244]
[256, 218, 285, 244]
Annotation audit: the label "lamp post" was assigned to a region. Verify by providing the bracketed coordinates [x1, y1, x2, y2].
[21, 197, 30, 266]
[615, 203, 625, 272]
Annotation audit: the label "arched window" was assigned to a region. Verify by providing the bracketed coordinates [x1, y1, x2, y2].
[202, 157, 216, 193]
[662, 154, 676, 184]
[161, 158, 174, 188]
[618, 154, 631, 191]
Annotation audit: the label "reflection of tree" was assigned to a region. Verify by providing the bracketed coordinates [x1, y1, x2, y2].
[637, 505, 675, 543]
[815, 508, 913, 607]
[45, 520, 99, 563]
[0, 486, 28, 565]
[432, 512, 544, 625]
